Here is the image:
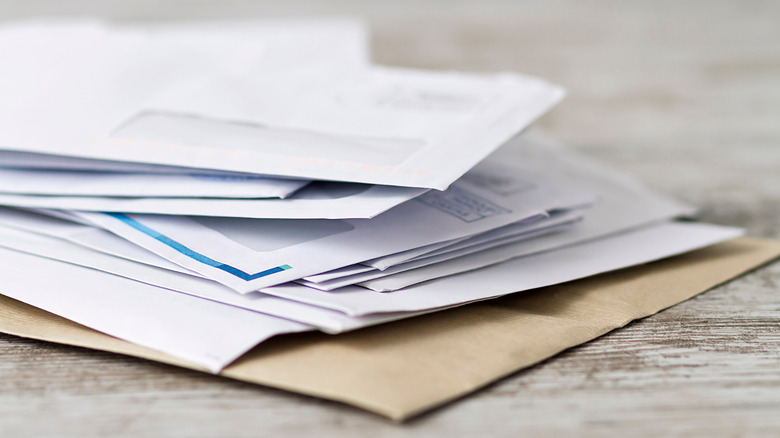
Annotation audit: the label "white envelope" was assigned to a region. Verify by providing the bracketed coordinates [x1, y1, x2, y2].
[0, 18, 362, 167]
[404, 212, 582, 262]
[8, 132, 695, 295]
[298, 212, 583, 291]
[78, 156, 594, 293]
[0, 243, 310, 372]
[0, 219, 742, 334]
[260, 221, 744, 316]
[360, 132, 697, 291]
[360, 209, 581, 271]
[0, 206, 197, 275]
[0, 167, 309, 198]
[0, 149, 263, 175]
[0, 22, 563, 189]
[0, 225, 429, 334]
[0, 182, 426, 219]
[302, 212, 562, 282]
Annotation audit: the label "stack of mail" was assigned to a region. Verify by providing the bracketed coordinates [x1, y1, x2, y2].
[0, 20, 744, 373]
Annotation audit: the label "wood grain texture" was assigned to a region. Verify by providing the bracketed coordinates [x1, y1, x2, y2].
[1, 1, 779, 436]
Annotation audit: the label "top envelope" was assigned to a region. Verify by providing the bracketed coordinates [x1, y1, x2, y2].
[0, 22, 564, 190]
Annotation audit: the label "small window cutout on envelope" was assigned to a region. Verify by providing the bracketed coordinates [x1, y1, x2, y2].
[113, 111, 425, 166]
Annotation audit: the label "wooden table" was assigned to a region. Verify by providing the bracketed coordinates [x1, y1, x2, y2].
[1, 1, 779, 436]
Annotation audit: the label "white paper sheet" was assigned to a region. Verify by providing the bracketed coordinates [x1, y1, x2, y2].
[0, 22, 563, 190]
[78, 156, 594, 293]
[0, 245, 310, 372]
[260, 221, 743, 316]
[0, 182, 426, 219]
[0, 167, 309, 198]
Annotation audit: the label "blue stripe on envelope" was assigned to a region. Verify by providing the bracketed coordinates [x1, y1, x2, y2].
[104, 212, 291, 281]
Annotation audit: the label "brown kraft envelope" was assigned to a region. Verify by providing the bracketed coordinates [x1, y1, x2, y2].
[0, 237, 778, 421]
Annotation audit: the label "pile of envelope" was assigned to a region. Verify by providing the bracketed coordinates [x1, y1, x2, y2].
[0, 19, 745, 373]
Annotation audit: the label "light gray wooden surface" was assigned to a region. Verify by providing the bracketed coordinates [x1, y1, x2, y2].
[1, 1, 779, 436]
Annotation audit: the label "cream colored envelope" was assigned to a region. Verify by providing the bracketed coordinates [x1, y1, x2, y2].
[1, 237, 777, 421]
